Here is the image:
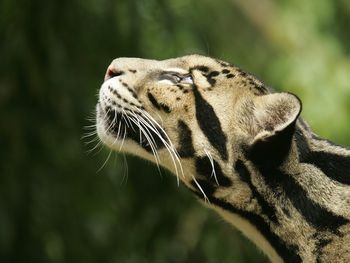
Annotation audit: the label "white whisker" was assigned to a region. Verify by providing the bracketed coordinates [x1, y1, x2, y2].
[86, 140, 103, 155]
[83, 124, 97, 130]
[204, 149, 219, 186]
[105, 109, 117, 133]
[119, 126, 127, 151]
[139, 111, 184, 182]
[81, 131, 97, 139]
[84, 136, 99, 145]
[121, 153, 129, 185]
[97, 149, 113, 173]
[136, 113, 181, 182]
[192, 176, 209, 203]
[128, 114, 161, 169]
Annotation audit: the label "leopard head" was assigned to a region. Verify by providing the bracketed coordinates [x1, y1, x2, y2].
[96, 54, 301, 193]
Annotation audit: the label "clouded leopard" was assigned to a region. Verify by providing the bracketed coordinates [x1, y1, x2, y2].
[95, 55, 350, 263]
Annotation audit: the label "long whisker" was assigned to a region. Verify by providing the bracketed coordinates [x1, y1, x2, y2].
[119, 125, 127, 151]
[127, 113, 161, 168]
[121, 153, 129, 185]
[192, 175, 209, 203]
[204, 149, 219, 186]
[81, 131, 97, 139]
[105, 109, 117, 133]
[139, 111, 184, 181]
[83, 124, 97, 130]
[86, 140, 103, 155]
[97, 149, 113, 173]
[135, 112, 181, 183]
[95, 101, 185, 187]
[84, 136, 99, 145]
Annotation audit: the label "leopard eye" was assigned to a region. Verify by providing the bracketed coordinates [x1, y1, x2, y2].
[159, 72, 193, 85]
[181, 75, 193, 84]
[160, 72, 183, 83]
[172, 74, 182, 83]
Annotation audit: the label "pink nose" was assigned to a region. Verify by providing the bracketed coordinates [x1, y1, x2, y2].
[104, 64, 124, 81]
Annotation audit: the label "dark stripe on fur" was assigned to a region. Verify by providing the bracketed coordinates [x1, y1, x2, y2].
[189, 185, 302, 263]
[177, 120, 195, 158]
[235, 160, 278, 223]
[295, 129, 350, 185]
[147, 92, 161, 110]
[147, 92, 171, 113]
[306, 151, 350, 185]
[256, 166, 349, 233]
[192, 85, 228, 160]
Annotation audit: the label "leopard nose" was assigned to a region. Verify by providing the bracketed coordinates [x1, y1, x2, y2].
[104, 64, 124, 81]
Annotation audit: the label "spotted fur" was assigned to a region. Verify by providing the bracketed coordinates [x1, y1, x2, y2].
[96, 55, 350, 263]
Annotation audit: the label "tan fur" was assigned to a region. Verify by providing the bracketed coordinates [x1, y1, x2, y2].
[96, 55, 350, 262]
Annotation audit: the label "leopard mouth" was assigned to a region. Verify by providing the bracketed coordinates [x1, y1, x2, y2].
[101, 106, 167, 152]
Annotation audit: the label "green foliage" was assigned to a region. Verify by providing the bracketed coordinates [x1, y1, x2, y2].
[1, 0, 349, 262]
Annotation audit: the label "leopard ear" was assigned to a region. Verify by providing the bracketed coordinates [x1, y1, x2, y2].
[247, 92, 302, 167]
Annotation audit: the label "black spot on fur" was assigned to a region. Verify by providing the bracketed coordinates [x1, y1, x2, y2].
[192, 85, 228, 160]
[111, 88, 122, 99]
[235, 160, 278, 223]
[129, 69, 137, 73]
[177, 121, 195, 158]
[226, 74, 235, 79]
[209, 71, 220, 77]
[205, 71, 220, 86]
[127, 87, 138, 99]
[176, 84, 184, 90]
[161, 104, 171, 113]
[222, 69, 230, 74]
[192, 66, 209, 72]
[196, 156, 231, 186]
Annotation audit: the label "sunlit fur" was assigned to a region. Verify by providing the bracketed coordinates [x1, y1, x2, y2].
[95, 55, 350, 263]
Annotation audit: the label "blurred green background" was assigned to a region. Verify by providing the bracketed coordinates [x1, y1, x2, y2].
[1, 0, 350, 262]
